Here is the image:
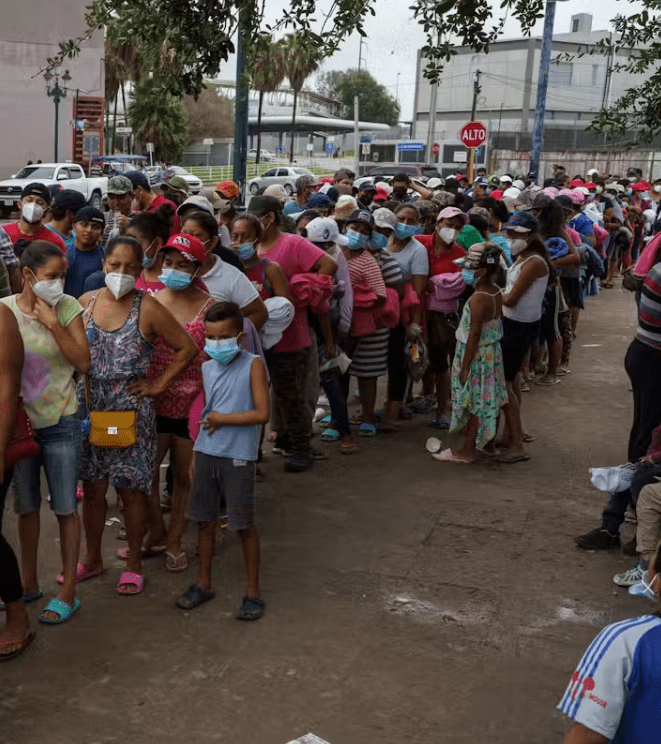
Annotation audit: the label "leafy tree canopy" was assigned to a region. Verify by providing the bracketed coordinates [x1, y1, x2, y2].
[183, 87, 233, 144]
[317, 69, 400, 126]
[128, 78, 188, 162]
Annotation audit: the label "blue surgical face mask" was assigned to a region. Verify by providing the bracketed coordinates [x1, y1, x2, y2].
[204, 337, 240, 365]
[641, 192, 650, 200]
[626, 188, 633, 197]
[395, 222, 420, 241]
[142, 239, 158, 268]
[629, 572, 659, 601]
[237, 242, 256, 261]
[346, 229, 368, 250]
[159, 267, 194, 290]
[370, 231, 389, 250]
[461, 268, 478, 287]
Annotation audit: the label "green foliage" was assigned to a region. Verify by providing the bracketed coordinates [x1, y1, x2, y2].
[183, 87, 233, 144]
[317, 69, 400, 126]
[128, 78, 189, 162]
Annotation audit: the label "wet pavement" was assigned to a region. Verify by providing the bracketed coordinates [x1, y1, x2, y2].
[2, 285, 644, 744]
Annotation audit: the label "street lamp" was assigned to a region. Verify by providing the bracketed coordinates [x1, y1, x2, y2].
[529, 0, 570, 182]
[44, 68, 72, 162]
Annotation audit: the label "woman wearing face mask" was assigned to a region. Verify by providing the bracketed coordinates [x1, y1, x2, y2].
[498, 212, 550, 463]
[384, 203, 429, 422]
[558, 540, 661, 744]
[231, 214, 293, 302]
[77, 236, 198, 595]
[129, 234, 215, 573]
[181, 211, 268, 330]
[416, 207, 467, 428]
[129, 205, 174, 294]
[0, 241, 90, 624]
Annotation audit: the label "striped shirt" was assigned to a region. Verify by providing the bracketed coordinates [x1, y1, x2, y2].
[347, 250, 386, 298]
[558, 615, 661, 743]
[637, 263, 661, 349]
[372, 250, 404, 287]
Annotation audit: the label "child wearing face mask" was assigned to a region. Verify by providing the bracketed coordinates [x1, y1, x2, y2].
[177, 301, 269, 620]
[432, 243, 506, 463]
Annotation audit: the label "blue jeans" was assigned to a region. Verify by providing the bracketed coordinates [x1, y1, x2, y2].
[15, 414, 82, 516]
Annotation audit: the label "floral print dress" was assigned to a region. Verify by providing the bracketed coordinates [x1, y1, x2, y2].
[78, 291, 156, 494]
[450, 292, 508, 447]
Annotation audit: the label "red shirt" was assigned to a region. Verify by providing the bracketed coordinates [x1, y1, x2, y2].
[140, 194, 180, 236]
[4, 222, 66, 253]
[417, 233, 464, 277]
[259, 233, 326, 352]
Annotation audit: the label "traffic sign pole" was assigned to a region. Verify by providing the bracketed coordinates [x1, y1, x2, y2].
[458, 121, 488, 184]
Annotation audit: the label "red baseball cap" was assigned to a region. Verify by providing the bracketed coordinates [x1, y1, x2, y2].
[374, 188, 389, 201]
[162, 233, 206, 263]
[570, 179, 584, 188]
[215, 180, 240, 198]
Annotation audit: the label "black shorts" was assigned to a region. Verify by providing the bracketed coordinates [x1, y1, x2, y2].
[540, 284, 561, 344]
[156, 416, 190, 440]
[188, 452, 255, 530]
[427, 310, 459, 374]
[560, 277, 584, 310]
[501, 317, 540, 382]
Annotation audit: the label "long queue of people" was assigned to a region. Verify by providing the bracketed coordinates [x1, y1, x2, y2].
[0, 161, 655, 671]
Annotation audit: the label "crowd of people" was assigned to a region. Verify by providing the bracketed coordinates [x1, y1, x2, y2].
[1, 159, 661, 729]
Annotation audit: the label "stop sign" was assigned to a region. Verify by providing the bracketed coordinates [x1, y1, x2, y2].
[459, 120, 487, 149]
[431, 142, 440, 156]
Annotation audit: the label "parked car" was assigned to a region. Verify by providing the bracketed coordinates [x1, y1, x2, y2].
[247, 149, 274, 162]
[248, 167, 314, 196]
[162, 165, 203, 194]
[0, 163, 107, 218]
[354, 165, 441, 191]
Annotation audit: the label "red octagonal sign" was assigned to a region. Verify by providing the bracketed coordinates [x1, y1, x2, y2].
[459, 120, 487, 149]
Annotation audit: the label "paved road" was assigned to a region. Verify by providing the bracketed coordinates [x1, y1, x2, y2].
[3, 286, 642, 744]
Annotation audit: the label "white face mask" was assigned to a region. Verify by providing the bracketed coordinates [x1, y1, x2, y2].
[22, 202, 44, 224]
[508, 238, 528, 255]
[31, 275, 64, 306]
[438, 227, 458, 244]
[595, 185, 604, 194]
[105, 272, 136, 299]
[654, 185, 661, 194]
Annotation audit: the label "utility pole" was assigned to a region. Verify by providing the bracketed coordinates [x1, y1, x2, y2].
[353, 96, 360, 180]
[426, 80, 438, 167]
[529, 0, 568, 182]
[467, 69, 482, 182]
[232, 7, 249, 202]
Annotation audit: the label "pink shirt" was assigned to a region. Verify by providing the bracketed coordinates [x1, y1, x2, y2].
[259, 233, 326, 352]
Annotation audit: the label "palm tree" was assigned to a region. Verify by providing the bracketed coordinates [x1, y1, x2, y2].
[104, 39, 142, 154]
[129, 78, 189, 163]
[249, 38, 286, 168]
[282, 33, 321, 163]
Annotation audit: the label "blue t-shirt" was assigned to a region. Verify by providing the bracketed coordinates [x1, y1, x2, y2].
[284, 201, 303, 216]
[558, 614, 661, 743]
[46, 224, 76, 251]
[65, 244, 105, 298]
[194, 351, 260, 461]
[570, 212, 595, 238]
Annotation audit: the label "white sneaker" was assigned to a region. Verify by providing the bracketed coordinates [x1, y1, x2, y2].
[613, 564, 644, 587]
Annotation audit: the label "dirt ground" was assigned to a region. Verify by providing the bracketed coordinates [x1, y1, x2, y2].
[1, 285, 646, 744]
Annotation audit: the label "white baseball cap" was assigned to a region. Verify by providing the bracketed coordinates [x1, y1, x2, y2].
[500, 175, 513, 184]
[305, 216, 349, 246]
[176, 195, 214, 216]
[373, 207, 397, 230]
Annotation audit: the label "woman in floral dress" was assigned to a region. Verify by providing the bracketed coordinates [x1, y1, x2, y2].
[434, 242, 507, 463]
[77, 236, 197, 595]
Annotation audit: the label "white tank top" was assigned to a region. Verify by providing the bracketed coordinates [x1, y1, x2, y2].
[503, 254, 548, 323]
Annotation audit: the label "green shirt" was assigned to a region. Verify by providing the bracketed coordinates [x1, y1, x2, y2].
[0, 294, 83, 429]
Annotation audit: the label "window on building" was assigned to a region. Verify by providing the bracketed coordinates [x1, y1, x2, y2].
[592, 64, 600, 86]
[549, 62, 573, 87]
[572, 18, 580, 33]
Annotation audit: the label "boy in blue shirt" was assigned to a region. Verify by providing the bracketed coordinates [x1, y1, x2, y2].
[64, 207, 105, 298]
[176, 301, 270, 620]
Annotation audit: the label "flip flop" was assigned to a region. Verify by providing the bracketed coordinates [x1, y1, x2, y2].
[38, 597, 81, 625]
[175, 584, 215, 610]
[0, 631, 35, 661]
[116, 571, 144, 595]
[116, 545, 167, 561]
[165, 550, 189, 573]
[320, 428, 340, 442]
[358, 422, 377, 437]
[56, 563, 104, 585]
[428, 416, 450, 430]
[496, 451, 531, 464]
[340, 438, 357, 454]
[432, 448, 473, 464]
[318, 415, 332, 426]
[522, 433, 535, 443]
[0, 589, 43, 611]
[236, 596, 265, 621]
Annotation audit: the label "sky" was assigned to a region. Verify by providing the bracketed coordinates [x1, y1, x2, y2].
[219, 0, 642, 121]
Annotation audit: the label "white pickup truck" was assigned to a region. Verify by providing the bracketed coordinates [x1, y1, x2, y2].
[0, 162, 108, 218]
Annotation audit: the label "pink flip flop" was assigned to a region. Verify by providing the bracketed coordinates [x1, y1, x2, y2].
[432, 448, 473, 464]
[56, 563, 104, 585]
[116, 571, 144, 595]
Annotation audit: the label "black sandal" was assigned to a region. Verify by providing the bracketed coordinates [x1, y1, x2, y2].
[175, 584, 215, 610]
[236, 596, 265, 621]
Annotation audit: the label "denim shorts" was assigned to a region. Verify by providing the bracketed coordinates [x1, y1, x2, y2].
[15, 414, 82, 516]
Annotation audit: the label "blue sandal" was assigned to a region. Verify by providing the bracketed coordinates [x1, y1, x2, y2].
[429, 416, 450, 430]
[358, 423, 378, 437]
[320, 428, 340, 442]
[236, 596, 265, 621]
[0, 589, 43, 611]
[318, 415, 332, 426]
[38, 597, 81, 625]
